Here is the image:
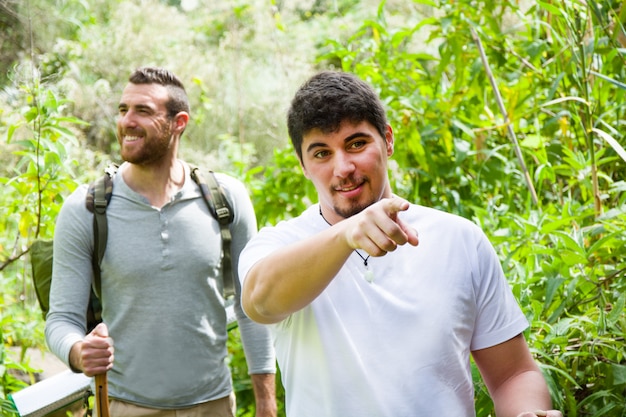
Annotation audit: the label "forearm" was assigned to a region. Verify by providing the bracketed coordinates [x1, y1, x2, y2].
[242, 225, 352, 323]
[45, 314, 86, 372]
[250, 373, 277, 417]
[491, 369, 552, 417]
[69, 341, 85, 372]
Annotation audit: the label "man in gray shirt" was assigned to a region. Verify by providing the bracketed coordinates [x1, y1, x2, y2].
[45, 66, 276, 416]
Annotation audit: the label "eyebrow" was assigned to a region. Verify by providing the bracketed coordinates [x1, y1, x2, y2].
[305, 141, 326, 153]
[118, 103, 153, 112]
[305, 131, 373, 154]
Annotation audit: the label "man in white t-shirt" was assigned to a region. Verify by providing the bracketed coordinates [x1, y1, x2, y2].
[238, 71, 561, 417]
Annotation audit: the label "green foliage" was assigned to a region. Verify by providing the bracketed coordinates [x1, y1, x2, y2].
[0, 3, 24, 87]
[318, 0, 626, 216]
[244, 146, 317, 227]
[1, 0, 625, 415]
[294, 0, 362, 20]
[1, 67, 84, 246]
[6, 0, 308, 166]
[0, 326, 24, 417]
[228, 328, 286, 417]
[0, 67, 85, 406]
[475, 201, 626, 416]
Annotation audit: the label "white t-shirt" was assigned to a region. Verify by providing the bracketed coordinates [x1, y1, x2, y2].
[239, 203, 528, 417]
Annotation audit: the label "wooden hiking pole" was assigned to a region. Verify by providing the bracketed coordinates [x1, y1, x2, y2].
[95, 373, 110, 417]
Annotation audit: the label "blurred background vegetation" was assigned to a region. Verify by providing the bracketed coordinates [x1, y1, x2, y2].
[1, 0, 625, 416]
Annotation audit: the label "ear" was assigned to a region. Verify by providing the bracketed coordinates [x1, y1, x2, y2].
[385, 124, 394, 157]
[173, 112, 189, 134]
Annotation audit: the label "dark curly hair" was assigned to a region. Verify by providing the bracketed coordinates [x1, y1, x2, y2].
[287, 71, 388, 162]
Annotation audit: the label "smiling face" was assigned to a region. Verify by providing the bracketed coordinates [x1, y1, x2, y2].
[116, 82, 185, 166]
[300, 120, 395, 224]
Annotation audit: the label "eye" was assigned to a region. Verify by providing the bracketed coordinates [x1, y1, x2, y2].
[349, 140, 367, 150]
[313, 149, 331, 159]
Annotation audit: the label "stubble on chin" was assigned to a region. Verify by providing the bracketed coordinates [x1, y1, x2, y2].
[332, 199, 373, 219]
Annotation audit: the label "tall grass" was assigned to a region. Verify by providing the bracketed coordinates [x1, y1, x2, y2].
[1, 0, 624, 415]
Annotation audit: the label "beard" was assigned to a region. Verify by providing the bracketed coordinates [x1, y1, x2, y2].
[121, 141, 172, 165]
[329, 175, 377, 219]
[332, 200, 373, 219]
[118, 123, 174, 165]
[331, 189, 378, 219]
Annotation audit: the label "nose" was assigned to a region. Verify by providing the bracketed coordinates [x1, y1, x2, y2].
[118, 110, 137, 128]
[333, 152, 356, 178]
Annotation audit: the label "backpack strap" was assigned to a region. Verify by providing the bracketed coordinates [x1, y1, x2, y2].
[86, 164, 118, 298]
[190, 167, 235, 299]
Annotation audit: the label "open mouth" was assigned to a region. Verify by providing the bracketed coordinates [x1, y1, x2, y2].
[123, 135, 142, 142]
[334, 181, 366, 199]
[337, 184, 360, 192]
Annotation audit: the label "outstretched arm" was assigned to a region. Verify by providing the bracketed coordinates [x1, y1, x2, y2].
[472, 334, 562, 417]
[242, 197, 418, 324]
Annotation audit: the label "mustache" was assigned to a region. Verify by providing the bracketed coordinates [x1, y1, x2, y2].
[121, 128, 145, 136]
[332, 175, 367, 191]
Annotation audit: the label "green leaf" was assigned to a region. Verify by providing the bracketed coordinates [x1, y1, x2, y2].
[520, 134, 544, 149]
[592, 128, 626, 164]
[612, 363, 626, 385]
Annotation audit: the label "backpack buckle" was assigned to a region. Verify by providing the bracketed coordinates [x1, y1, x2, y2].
[216, 207, 231, 221]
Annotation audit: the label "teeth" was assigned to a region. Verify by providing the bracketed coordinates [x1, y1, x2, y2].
[124, 135, 141, 142]
[340, 185, 358, 192]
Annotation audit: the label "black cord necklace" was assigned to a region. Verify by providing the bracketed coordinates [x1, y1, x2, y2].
[319, 206, 375, 282]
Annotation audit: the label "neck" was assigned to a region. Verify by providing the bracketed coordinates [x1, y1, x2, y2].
[318, 205, 371, 267]
[318, 206, 334, 226]
[123, 159, 185, 208]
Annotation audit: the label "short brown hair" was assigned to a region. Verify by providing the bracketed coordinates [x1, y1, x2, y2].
[128, 66, 190, 118]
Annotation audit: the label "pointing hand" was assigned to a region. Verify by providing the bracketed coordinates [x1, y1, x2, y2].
[344, 196, 419, 257]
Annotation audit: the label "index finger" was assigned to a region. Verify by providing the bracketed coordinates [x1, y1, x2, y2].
[396, 216, 419, 247]
[383, 196, 410, 219]
[381, 196, 418, 246]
